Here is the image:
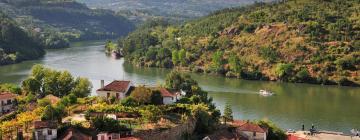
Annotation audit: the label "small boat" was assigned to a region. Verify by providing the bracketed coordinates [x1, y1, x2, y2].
[259, 90, 274, 96]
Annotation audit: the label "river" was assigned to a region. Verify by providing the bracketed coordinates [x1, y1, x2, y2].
[0, 41, 359, 133]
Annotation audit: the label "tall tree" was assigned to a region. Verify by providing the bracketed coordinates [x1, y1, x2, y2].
[223, 102, 233, 124]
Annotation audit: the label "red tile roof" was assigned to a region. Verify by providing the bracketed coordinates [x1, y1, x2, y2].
[34, 121, 58, 129]
[97, 81, 131, 92]
[0, 92, 16, 100]
[232, 120, 247, 127]
[159, 88, 176, 97]
[237, 122, 266, 133]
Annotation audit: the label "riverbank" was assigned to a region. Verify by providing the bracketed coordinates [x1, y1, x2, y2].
[0, 41, 359, 133]
[288, 131, 360, 140]
[128, 61, 360, 87]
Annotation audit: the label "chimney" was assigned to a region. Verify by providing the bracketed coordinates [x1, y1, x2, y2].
[100, 80, 104, 88]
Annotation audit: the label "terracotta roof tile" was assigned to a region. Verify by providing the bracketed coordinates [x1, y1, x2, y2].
[237, 122, 266, 133]
[34, 121, 57, 129]
[97, 81, 131, 92]
[159, 88, 176, 97]
[0, 92, 16, 100]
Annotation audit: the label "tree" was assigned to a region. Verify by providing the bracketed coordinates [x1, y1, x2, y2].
[275, 63, 295, 81]
[71, 78, 92, 98]
[165, 70, 184, 90]
[257, 120, 287, 140]
[22, 65, 92, 98]
[228, 53, 241, 73]
[140, 105, 162, 123]
[211, 51, 224, 73]
[172, 50, 179, 65]
[130, 86, 153, 104]
[223, 102, 233, 124]
[178, 49, 186, 66]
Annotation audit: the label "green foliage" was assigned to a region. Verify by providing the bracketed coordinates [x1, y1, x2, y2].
[91, 116, 130, 132]
[117, 0, 360, 86]
[120, 97, 139, 107]
[257, 120, 287, 140]
[223, 102, 233, 123]
[211, 51, 224, 73]
[0, 12, 45, 65]
[275, 63, 295, 81]
[140, 105, 162, 123]
[41, 105, 65, 122]
[130, 86, 153, 104]
[0, 84, 22, 94]
[21, 65, 92, 98]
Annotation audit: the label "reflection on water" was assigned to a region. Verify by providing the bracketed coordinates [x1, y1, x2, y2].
[0, 41, 359, 133]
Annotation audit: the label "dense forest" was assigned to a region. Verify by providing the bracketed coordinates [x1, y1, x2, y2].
[115, 0, 360, 86]
[0, 0, 134, 49]
[77, 0, 258, 23]
[0, 12, 45, 65]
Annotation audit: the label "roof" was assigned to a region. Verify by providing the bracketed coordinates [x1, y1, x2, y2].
[237, 122, 266, 133]
[0, 92, 16, 100]
[232, 120, 247, 127]
[97, 81, 131, 92]
[159, 88, 176, 97]
[44, 94, 60, 104]
[34, 121, 58, 129]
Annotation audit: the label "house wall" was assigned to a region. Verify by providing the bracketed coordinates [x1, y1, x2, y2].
[97, 91, 126, 99]
[163, 97, 175, 105]
[0, 98, 16, 115]
[35, 128, 57, 140]
[97, 133, 121, 140]
[239, 131, 266, 140]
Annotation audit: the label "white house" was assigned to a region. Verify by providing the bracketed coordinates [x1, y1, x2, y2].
[96, 80, 134, 100]
[0, 92, 17, 115]
[236, 122, 267, 140]
[159, 88, 185, 105]
[34, 121, 58, 140]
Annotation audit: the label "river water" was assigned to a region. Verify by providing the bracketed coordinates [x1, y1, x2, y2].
[0, 41, 359, 133]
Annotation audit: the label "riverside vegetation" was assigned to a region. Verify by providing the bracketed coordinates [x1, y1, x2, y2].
[0, 0, 134, 65]
[114, 0, 360, 86]
[0, 66, 285, 139]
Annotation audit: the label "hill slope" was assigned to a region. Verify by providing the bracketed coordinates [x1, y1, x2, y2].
[0, 0, 135, 48]
[116, 0, 360, 86]
[77, 0, 259, 22]
[0, 12, 45, 65]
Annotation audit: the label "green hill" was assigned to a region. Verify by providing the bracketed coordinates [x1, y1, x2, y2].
[0, 12, 45, 65]
[0, 0, 135, 48]
[116, 0, 360, 86]
[76, 0, 258, 23]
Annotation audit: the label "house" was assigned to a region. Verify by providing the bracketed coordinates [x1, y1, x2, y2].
[158, 88, 186, 104]
[59, 127, 92, 140]
[97, 132, 134, 140]
[0, 92, 17, 115]
[236, 122, 268, 140]
[97, 80, 134, 100]
[34, 121, 58, 140]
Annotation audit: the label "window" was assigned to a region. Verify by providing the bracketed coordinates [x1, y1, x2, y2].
[107, 93, 110, 98]
[253, 132, 256, 136]
[48, 129, 52, 135]
[7, 100, 11, 105]
[116, 93, 119, 98]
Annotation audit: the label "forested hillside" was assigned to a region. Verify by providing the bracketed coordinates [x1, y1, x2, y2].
[77, 0, 258, 23]
[0, 12, 45, 65]
[0, 0, 134, 48]
[116, 0, 360, 86]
